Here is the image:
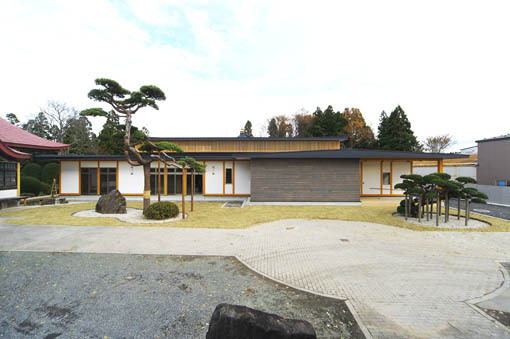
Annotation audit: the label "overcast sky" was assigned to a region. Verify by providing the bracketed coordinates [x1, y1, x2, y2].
[1, 0, 509, 151]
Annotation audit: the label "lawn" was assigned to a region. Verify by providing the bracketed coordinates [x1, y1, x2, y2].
[1, 198, 509, 232]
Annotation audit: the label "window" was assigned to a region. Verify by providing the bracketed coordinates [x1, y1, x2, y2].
[80, 168, 98, 195]
[225, 168, 232, 184]
[100, 168, 117, 195]
[382, 172, 390, 185]
[0, 162, 17, 190]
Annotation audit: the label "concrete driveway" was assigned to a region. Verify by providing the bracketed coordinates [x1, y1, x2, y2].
[1, 220, 510, 338]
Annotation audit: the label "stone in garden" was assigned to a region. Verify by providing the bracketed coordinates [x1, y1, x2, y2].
[206, 303, 316, 339]
[95, 189, 127, 214]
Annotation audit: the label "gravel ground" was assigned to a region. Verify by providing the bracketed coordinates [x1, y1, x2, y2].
[450, 200, 510, 221]
[0, 252, 364, 339]
[72, 208, 184, 224]
[478, 263, 510, 328]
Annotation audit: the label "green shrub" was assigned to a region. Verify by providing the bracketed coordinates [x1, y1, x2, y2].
[41, 163, 59, 184]
[40, 182, 51, 195]
[143, 201, 179, 220]
[20, 176, 42, 195]
[21, 192, 35, 197]
[21, 162, 42, 180]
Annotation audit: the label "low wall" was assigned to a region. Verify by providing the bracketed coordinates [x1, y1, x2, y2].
[468, 184, 510, 206]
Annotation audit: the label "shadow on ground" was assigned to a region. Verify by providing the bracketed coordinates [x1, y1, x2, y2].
[0, 252, 364, 339]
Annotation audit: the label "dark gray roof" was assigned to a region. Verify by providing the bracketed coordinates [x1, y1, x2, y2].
[476, 134, 510, 143]
[35, 149, 467, 161]
[245, 149, 468, 159]
[149, 136, 348, 142]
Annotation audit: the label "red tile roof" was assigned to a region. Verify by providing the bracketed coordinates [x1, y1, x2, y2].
[0, 117, 68, 151]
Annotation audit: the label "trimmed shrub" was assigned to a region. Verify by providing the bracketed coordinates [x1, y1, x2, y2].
[40, 182, 51, 195]
[21, 163, 42, 180]
[41, 163, 59, 184]
[20, 175, 51, 196]
[143, 201, 179, 220]
[20, 176, 42, 195]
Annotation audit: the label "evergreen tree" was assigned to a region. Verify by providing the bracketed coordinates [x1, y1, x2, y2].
[22, 112, 53, 139]
[308, 105, 346, 137]
[243, 120, 253, 137]
[343, 108, 376, 148]
[63, 115, 98, 154]
[267, 118, 278, 137]
[5, 113, 20, 126]
[377, 106, 421, 151]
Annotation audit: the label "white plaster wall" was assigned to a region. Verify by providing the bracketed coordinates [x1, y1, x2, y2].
[205, 161, 223, 194]
[413, 165, 476, 180]
[118, 161, 144, 194]
[0, 189, 17, 198]
[60, 161, 79, 194]
[392, 161, 412, 194]
[99, 161, 116, 168]
[234, 161, 251, 194]
[81, 161, 97, 168]
[225, 161, 233, 194]
[362, 161, 380, 194]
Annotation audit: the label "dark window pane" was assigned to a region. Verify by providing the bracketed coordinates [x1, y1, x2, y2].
[225, 168, 232, 184]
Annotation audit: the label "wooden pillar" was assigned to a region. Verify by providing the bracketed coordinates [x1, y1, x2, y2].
[191, 169, 194, 212]
[157, 159, 161, 202]
[17, 162, 21, 196]
[437, 159, 444, 173]
[164, 164, 167, 196]
[182, 167, 186, 219]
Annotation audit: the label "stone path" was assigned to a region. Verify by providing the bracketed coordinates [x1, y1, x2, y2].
[1, 220, 510, 338]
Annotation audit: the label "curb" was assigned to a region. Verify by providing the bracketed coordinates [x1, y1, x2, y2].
[234, 255, 374, 339]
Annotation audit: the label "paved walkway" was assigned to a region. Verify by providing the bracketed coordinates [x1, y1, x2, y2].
[1, 220, 510, 338]
[450, 200, 510, 221]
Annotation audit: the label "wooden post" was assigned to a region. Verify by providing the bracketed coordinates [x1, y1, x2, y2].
[418, 196, 422, 223]
[191, 169, 195, 212]
[157, 158, 161, 202]
[426, 199, 429, 221]
[436, 193, 440, 226]
[457, 197, 461, 220]
[437, 159, 444, 173]
[404, 194, 408, 220]
[182, 167, 186, 219]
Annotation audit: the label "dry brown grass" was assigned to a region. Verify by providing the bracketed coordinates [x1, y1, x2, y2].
[1, 198, 509, 231]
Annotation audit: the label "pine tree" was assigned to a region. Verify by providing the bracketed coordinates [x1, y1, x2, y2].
[243, 120, 253, 137]
[308, 105, 346, 137]
[267, 118, 278, 137]
[377, 106, 421, 151]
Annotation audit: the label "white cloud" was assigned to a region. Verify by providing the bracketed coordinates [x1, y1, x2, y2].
[1, 0, 509, 151]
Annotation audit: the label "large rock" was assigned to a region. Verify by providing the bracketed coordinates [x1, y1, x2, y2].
[95, 190, 127, 214]
[206, 304, 316, 339]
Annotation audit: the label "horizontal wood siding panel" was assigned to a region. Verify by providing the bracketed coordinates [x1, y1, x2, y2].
[152, 140, 340, 153]
[251, 159, 360, 202]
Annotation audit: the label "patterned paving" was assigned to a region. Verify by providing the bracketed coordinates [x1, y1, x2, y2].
[1, 220, 510, 338]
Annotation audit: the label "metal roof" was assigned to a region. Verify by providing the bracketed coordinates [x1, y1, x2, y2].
[476, 134, 510, 143]
[35, 149, 467, 161]
[149, 136, 348, 142]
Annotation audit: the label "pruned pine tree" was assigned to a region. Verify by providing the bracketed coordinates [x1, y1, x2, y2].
[81, 78, 196, 211]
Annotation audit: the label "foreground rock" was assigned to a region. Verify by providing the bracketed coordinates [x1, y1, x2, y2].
[95, 190, 127, 214]
[206, 303, 316, 339]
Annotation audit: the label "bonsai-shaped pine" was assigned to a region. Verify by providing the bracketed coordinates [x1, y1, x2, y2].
[81, 78, 188, 211]
[177, 157, 205, 213]
[456, 177, 487, 226]
[395, 174, 425, 220]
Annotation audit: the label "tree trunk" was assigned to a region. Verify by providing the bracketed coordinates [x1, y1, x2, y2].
[445, 192, 448, 223]
[436, 193, 440, 226]
[404, 194, 408, 220]
[426, 199, 429, 221]
[465, 198, 469, 226]
[457, 197, 461, 220]
[418, 196, 422, 223]
[143, 163, 151, 211]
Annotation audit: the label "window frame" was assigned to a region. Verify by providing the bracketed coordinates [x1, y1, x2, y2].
[0, 162, 17, 190]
